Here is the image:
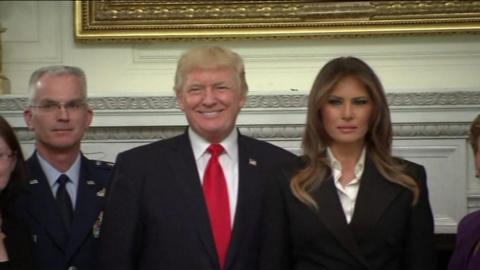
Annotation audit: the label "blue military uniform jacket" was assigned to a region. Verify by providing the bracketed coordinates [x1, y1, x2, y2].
[14, 152, 112, 270]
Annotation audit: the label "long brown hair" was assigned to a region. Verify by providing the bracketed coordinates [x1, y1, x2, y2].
[291, 56, 419, 209]
[0, 116, 27, 212]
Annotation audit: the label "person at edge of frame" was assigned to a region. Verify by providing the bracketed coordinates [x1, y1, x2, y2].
[0, 116, 33, 270]
[448, 114, 480, 270]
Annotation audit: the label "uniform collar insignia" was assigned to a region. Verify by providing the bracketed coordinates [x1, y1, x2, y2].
[29, 179, 39, 185]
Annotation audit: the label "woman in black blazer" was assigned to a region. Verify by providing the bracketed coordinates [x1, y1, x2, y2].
[0, 116, 33, 270]
[259, 57, 436, 270]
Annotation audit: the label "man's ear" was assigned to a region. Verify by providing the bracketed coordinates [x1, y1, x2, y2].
[85, 108, 93, 128]
[239, 92, 246, 108]
[24, 108, 34, 130]
[176, 92, 185, 111]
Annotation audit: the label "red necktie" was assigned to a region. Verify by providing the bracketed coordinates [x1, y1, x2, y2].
[203, 144, 231, 269]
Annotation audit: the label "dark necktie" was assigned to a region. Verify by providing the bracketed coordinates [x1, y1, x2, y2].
[203, 144, 231, 270]
[56, 174, 73, 232]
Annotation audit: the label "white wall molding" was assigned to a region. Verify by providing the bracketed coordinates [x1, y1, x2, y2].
[468, 194, 480, 211]
[133, 37, 480, 64]
[2, 91, 479, 111]
[3, 90, 479, 233]
[8, 123, 471, 143]
[2, 91, 479, 126]
[393, 141, 468, 233]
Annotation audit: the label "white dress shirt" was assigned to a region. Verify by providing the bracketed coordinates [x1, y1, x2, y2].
[189, 128, 239, 226]
[327, 147, 366, 224]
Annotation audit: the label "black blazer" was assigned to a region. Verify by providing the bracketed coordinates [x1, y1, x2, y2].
[0, 212, 33, 270]
[97, 131, 296, 270]
[260, 155, 436, 270]
[13, 153, 112, 270]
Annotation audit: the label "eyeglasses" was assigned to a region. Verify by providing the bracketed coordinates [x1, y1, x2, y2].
[0, 152, 15, 161]
[30, 99, 87, 113]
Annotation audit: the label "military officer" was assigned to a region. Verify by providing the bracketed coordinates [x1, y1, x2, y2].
[15, 65, 112, 270]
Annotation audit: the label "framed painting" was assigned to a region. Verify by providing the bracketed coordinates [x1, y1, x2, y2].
[74, 0, 480, 41]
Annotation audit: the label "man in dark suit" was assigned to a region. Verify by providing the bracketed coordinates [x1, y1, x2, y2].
[449, 114, 480, 270]
[15, 65, 112, 270]
[97, 46, 296, 270]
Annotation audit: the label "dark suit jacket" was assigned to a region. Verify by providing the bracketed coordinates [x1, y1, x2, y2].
[13, 153, 112, 270]
[96, 131, 296, 270]
[448, 210, 480, 270]
[0, 211, 33, 270]
[260, 155, 436, 270]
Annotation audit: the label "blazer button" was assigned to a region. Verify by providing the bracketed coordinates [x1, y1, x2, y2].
[67, 267, 78, 270]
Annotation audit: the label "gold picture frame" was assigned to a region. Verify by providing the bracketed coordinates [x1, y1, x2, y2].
[75, 0, 480, 41]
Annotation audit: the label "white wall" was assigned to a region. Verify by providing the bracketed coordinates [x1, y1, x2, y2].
[1, 1, 480, 96]
[1, 1, 480, 233]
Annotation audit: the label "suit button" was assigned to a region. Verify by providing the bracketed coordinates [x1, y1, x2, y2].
[67, 267, 78, 270]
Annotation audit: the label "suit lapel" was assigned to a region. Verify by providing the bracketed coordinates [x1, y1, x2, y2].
[26, 155, 69, 250]
[168, 133, 218, 268]
[224, 135, 261, 270]
[66, 155, 105, 258]
[313, 175, 369, 267]
[349, 157, 402, 243]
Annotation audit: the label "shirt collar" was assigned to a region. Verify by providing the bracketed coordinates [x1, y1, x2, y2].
[36, 152, 81, 187]
[188, 128, 238, 160]
[326, 146, 366, 184]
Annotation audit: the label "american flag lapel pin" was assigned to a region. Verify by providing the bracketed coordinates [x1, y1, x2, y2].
[249, 158, 257, 166]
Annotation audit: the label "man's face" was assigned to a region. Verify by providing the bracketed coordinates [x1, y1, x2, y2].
[24, 74, 93, 154]
[176, 67, 246, 143]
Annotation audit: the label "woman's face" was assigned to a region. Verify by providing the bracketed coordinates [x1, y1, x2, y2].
[321, 76, 373, 150]
[0, 136, 16, 191]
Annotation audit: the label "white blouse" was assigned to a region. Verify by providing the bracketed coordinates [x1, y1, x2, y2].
[327, 147, 366, 224]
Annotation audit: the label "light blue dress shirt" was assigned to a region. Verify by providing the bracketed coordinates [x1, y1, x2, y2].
[36, 152, 81, 209]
